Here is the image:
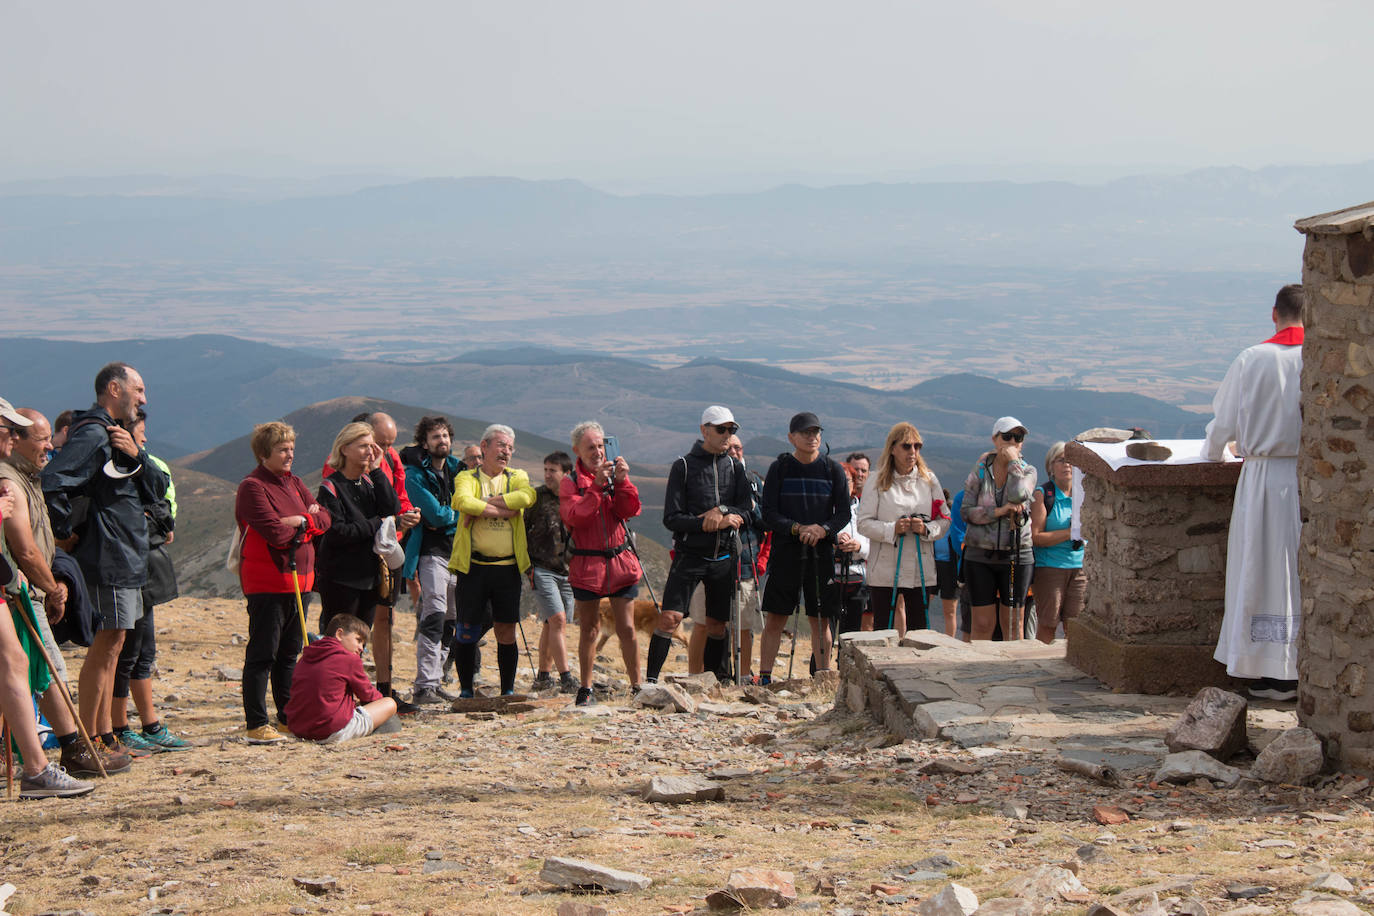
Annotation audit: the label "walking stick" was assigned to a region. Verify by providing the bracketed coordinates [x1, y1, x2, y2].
[890, 531, 905, 631]
[515, 615, 536, 681]
[3, 717, 11, 799]
[16, 585, 106, 777]
[914, 516, 929, 631]
[1008, 509, 1022, 639]
[288, 522, 309, 646]
[726, 529, 741, 685]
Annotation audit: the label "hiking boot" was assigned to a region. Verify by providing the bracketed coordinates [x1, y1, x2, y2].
[115, 726, 162, 755]
[410, 686, 455, 705]
[574, 687, 595, 706]
[530, 671, 554, 691]
[458, 687, 475, 699]
[142, 727, 192, 751]
[395, 697, 422, 716]
[61, 740, 124, 777]
[100, 742, 134, 773]
[245, 724, 289, 744]
[558, 671, 578, 694]
[20, 763, 96, 799]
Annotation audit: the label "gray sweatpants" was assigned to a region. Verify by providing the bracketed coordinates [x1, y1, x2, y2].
[414, 556, 456, 689]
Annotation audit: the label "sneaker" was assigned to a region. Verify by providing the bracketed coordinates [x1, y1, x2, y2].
[20, 763, 96, 799]
[394, 697, 422, 716]
[558, 672, 578, 694]
[458, 688, 475, 699]
[245, 724, 289, 744]
[61, 740, 126, 778]
[1249, 677, 1298, 702]
[115, 727, 162, 755]
[111, 730, 154, 758]
[574, 687, 595, 706]
[409, 686, 450, 705]
[530, 672, 554, 691]
[142, 727, 192, 751]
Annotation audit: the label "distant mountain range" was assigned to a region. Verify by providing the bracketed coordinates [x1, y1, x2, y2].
[2, 335, 1206, 486]
[1, 163, 1368, 270]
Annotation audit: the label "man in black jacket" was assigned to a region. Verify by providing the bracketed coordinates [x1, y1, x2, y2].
[645, 406, 753, 684]
[42, 362, 167, 765]
[757, 412, 850, 683]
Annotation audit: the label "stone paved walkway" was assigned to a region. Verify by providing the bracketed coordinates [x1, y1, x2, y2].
[836, 630, 1298, 775]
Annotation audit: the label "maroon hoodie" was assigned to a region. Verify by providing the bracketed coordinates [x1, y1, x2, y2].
[284, 636, 381, 740]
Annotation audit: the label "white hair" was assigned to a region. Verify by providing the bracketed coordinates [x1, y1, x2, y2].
[570, 421, 603, 449]
[481, 423, 515, 444]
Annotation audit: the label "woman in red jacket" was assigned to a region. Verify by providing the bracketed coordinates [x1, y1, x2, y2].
[234, 421, 330, 744]
[560, 421, 642, 705]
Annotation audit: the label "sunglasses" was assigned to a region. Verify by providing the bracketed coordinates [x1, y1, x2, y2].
[999, 431, 1026, 443]
[897, 442, 922, 451]
[712, 424, 739, 435]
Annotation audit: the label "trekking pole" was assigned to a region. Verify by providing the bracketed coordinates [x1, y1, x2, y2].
[1008, 508, 1021, 639]
[728, 529, 742, 686]
[914, 515, 929, 631]
[890, 529, 905, 631]
[620, 519, 662, 613]
[15, 585, 106, 777]
[289, 522, 309, 646]
[515, 614, 537, 682]
[2, 717, 10, 799]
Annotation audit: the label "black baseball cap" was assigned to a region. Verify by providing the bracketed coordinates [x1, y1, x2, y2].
[789, 411, 822, 433]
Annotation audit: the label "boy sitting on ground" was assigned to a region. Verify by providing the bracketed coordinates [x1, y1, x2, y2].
[284, 614, 397, 743]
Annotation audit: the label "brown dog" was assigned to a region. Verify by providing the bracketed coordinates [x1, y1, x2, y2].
[594, 598, 686, 654]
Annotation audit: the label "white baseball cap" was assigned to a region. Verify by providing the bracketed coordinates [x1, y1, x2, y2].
[992, 416, 1027, 436]
[701, 405, 737, 427]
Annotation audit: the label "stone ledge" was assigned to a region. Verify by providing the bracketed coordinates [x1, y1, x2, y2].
[1065, 617, 1240, 696]
[1066, 441, 1242, 488]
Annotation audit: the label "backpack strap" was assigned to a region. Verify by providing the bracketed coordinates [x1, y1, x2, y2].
[1041, 480, 1057, 502]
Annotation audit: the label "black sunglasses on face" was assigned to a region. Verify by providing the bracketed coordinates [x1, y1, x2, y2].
[999, 431, 1025, 443]
[897, 442, 921, 451]
[712, 424, 739, 435]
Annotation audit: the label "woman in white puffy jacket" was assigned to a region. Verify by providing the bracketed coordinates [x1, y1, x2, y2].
[857, 422, 950, 636]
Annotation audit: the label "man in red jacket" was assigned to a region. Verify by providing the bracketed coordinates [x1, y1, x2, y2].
[285, 614, 397, 743]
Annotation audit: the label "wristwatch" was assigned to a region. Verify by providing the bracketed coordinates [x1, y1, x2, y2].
[717, 504, 731, 516]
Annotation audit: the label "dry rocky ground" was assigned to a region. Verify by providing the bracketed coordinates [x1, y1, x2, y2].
[3, 597, 1374, 916]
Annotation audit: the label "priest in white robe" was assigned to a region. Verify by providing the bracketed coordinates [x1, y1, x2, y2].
[1203, 284, 1305, 701]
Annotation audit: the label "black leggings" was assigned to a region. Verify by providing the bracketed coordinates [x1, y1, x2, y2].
[868, 586, 936, 631]
[242, 592, 310, 729]
[114, 601, 157, 697]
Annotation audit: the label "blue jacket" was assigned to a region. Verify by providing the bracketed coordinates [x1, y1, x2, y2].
[402, 450, 462, 579]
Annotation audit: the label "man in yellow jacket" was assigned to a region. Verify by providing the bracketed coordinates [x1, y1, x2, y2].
[448, 423, 536, 697]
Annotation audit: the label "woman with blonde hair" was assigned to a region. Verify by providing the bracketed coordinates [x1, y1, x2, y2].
[1030, 441, 1085, 643]
[316, 422, 420, 709]
[857, 422, 949, 636]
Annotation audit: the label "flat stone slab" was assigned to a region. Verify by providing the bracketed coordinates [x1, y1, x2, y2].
[641, 774, 724, 804]
[838, 639, 1299, 761]
[539, 857, 651, 892]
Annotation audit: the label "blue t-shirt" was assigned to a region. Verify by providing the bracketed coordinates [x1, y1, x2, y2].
[1033, 483, 1084, 569]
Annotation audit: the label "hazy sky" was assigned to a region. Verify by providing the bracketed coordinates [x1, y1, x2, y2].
[4, 0, 1370, 192]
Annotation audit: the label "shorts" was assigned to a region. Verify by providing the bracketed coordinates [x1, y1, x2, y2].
[572, 583, 639, 602]
[934, 558, 959, 600]
[321, 705, 374, 744]
[964, 558, 1032, 609]
[316, 580, 382, 633]
[456, 563, 522, 633]
[689, 578, 763, 634]
[761, 543, 840, 619]
[90, 582, 143, 631]
[663, 554, 736, 622]
[530, 566, 574, 622]
[1032, 566, 1086, 629]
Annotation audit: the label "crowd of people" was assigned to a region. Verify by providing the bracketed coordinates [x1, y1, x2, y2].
[14, 287, 1307, 796]
[0, 361, 1093, 794]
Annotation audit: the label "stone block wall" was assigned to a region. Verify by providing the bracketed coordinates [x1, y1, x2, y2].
[1295, 206, 1374, 774]
[1064, 442, 1241, 694]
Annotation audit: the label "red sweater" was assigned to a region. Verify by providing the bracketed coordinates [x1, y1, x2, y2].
[559, 460, 643, 595]
[284, 636, 382, 740]
[235, 465, 330, 594]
